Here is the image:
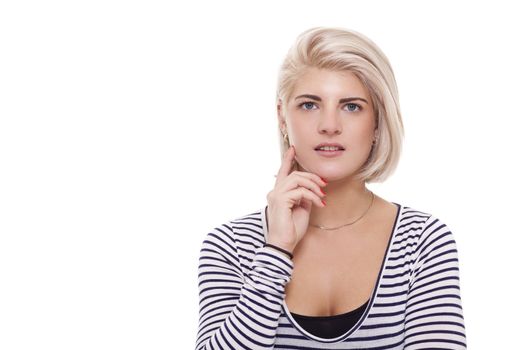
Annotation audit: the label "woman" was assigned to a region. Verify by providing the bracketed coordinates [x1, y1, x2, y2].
[196, 26, 466, 349]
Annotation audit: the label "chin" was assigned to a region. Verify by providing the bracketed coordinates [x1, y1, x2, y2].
[301, 162, 355, 180]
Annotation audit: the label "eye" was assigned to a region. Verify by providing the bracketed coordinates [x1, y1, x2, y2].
[344, 103, 361, 112]
[298, 101, 362, 112]
[299, 101, 317, 110]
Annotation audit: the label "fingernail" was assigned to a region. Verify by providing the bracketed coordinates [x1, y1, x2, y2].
[321, 200, 326, 206]
[321, 177, 328, 183]
[320, 189, 326, 195]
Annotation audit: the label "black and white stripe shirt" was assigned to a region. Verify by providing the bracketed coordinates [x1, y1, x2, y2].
[196, 203, 467, 349]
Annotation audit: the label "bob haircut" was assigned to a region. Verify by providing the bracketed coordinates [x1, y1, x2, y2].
[276, 26, 404, 183]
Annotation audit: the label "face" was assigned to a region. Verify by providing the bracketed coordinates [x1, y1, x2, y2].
[278, 67, 377, 182]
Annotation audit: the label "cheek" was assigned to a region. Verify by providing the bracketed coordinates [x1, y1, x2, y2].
[288, 120, 311, 142]
[347, 120, 375, 141]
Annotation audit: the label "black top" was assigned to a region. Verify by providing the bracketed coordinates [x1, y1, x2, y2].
[290, 298, 369, 339]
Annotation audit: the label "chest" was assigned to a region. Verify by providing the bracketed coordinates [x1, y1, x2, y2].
[284, 215, 394, 316]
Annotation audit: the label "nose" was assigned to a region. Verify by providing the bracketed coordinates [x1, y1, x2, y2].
[317, 109, 342, 135]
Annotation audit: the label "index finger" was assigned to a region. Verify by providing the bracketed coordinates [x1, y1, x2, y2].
[275, 146, 295, 183]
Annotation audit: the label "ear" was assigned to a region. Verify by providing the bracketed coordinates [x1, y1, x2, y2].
[277, 99, 287, 133]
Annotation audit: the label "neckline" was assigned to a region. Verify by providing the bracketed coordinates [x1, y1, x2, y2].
[261, 201, 403, 343]
[290, 297, 369, 320]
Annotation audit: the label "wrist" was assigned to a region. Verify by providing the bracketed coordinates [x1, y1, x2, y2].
[264, 242, 294, 260]
[267, 239, 294, 252]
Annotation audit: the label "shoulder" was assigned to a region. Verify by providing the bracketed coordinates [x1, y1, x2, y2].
[418, 214, 459, 256]
[199, 207, 267, 272]
[396, 203, 458, 249]
[200, 207, 266, 249]
[399, 204, 459, 258]
[229, 207, 266, 238]
[397, 203, 451, 231]
[398, 203, 432, 227]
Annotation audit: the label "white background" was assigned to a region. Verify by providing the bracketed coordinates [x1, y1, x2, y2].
[1, 1, 524, 349]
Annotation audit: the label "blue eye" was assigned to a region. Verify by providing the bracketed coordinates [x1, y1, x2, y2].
[344, 103, 361, 112]
[299, 101, 362, 112]
[299, 102, 317, 110]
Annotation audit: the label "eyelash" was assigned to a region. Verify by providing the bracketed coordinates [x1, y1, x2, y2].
[298, 101, 362, 112]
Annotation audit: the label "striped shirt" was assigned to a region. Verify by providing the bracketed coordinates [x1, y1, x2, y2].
[196, 203, 467, 349]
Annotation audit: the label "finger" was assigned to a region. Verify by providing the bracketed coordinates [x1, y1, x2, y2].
[294, 171, 328, 188]
[287, 187, 325, 208]
[279, 174, 326, 199]
[275, 146, 295, 183]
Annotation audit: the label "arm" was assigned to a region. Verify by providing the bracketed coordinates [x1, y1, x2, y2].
[404, 216, 467, 349]
[196, 222, 293, 350]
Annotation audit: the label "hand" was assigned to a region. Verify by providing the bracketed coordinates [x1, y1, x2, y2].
[266, 145, 327, 253]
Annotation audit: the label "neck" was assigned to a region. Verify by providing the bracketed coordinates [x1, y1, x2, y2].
[308, 174, 373, 231]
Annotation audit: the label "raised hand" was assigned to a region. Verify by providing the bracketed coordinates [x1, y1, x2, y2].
[266, 146, 327, 253]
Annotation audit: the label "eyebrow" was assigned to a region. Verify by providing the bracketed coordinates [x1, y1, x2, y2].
[294, 94, 368, 104]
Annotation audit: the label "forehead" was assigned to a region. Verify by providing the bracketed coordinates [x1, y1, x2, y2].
[292, 67, 370, 100]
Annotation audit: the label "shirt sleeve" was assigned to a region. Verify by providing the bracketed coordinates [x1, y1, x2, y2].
[404, 216, 467, 349]
[195, 222, 293, 350]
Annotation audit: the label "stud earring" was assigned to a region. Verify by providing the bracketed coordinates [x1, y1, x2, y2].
[283, 132, 289, 144]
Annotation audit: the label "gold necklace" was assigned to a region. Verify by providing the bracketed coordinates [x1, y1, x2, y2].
[309, 190, 375, 231]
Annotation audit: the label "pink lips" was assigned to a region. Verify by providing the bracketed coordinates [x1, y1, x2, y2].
[315, 149, 345, 157]
[315, 142, 345, 150]
[314, 142, 345, 157]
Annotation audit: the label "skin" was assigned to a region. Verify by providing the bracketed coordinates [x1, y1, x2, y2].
[277, 67, 378, 228]
[275, 67, 399, 316]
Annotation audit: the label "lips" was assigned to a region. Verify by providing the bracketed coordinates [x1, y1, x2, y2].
[315, 148, 344, 158]
[314, 142, 345, 150]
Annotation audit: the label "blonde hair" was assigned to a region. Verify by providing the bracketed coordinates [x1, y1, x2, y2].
[276, 26, 404, 183]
